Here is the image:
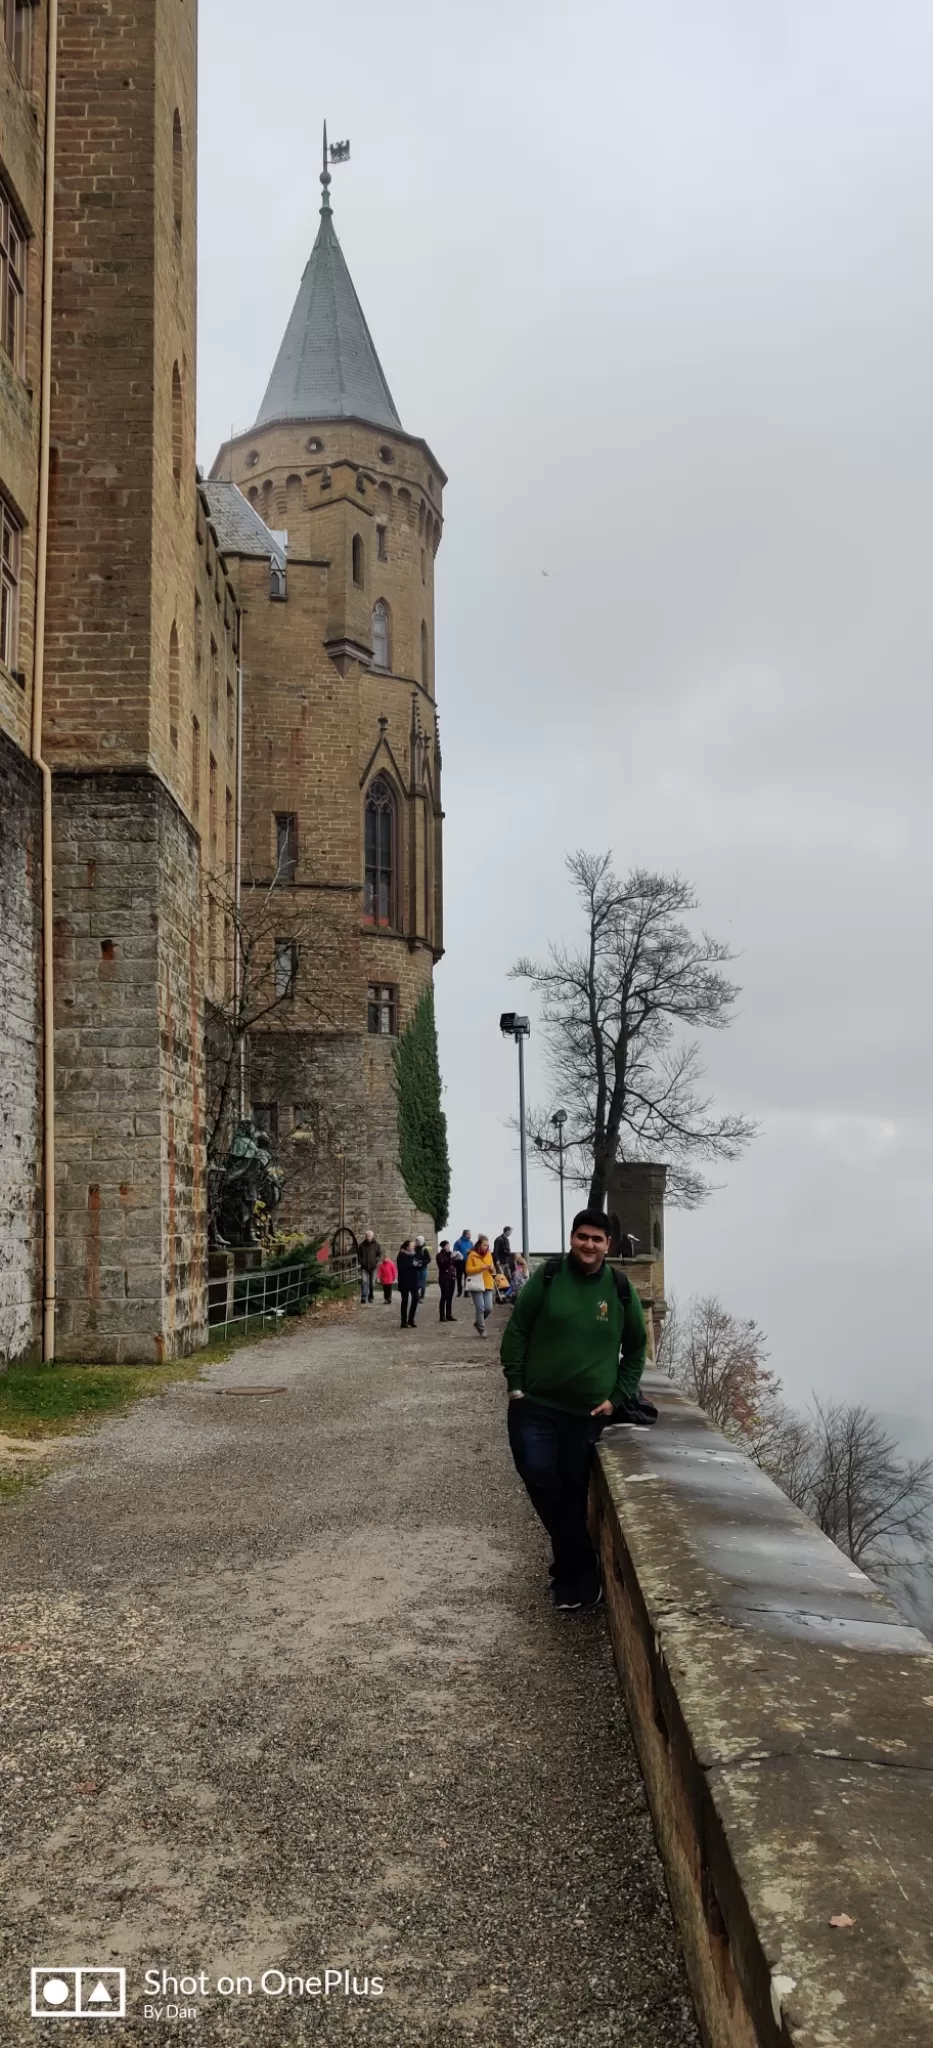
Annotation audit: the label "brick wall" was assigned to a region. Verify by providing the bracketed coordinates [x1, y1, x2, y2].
[0, 728, 41, 1361]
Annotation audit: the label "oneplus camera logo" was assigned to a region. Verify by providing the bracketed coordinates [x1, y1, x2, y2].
[31, 1969, 127, 2020]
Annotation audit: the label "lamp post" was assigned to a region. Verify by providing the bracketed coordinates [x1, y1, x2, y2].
[500, 1013, 531, 1257]
[551, 1109, 568, 1251]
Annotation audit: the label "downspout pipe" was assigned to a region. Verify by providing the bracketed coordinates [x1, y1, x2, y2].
[235, 610, 245, 1118]
[31, 0, 59, 1361]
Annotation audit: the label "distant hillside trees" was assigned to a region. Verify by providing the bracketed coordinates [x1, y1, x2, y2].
[661, 1294, 933, 1572]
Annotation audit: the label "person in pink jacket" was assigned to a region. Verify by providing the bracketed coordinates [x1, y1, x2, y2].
[376, 1254, 397, 1305]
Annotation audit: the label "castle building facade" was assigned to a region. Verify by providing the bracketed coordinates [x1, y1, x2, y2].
[209, 157, 445, 1255]
[0, 1, 444, 1364]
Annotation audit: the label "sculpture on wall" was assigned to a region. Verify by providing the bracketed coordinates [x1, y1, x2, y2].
[211, 1120, 283, 1248]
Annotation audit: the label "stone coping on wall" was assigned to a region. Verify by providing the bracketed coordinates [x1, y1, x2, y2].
[592, 1377, 933, 2048]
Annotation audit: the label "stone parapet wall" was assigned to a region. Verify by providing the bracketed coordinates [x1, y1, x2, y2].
[592, 1381, 933, 2047]
[0, 728, 42, 1363]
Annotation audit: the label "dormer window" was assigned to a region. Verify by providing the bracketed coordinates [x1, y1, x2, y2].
[270, 560, 286, 602]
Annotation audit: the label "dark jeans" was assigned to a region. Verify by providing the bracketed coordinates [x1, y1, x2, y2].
[399, 1285, 417, 1327]
[439, 1280, 455, 1320]
[360, 1271, 375, 1303]
[455, 1268, 464, 1296]
[382, 1284, 393, 1304]
[507, 1397, 603, 1585]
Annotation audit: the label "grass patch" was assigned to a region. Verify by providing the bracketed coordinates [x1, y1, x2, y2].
[0, 1357, 204, 1442]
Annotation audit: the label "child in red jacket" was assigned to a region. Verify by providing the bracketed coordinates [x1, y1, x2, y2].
[376, 1255, 397, 1304]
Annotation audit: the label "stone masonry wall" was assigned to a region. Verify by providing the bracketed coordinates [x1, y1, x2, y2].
[249, 1029, 433, 1256]
[0, 729, 42, 1361]
[53, 771, 206, 1362]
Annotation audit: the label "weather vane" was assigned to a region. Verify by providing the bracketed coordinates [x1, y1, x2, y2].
[320, 123, 350, 211]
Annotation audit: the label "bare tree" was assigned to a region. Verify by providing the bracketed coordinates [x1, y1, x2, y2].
[663, 1292, 779, 1439]
[513, 853, 756, 1208]
[204, 861, 342, 1171]
[781, 1401, 933, 1570]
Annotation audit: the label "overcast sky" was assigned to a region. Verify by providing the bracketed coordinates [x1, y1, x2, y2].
[198, 0, 933, 1443]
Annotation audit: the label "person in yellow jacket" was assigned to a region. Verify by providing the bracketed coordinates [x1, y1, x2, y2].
[464, 1236, 495, 1338]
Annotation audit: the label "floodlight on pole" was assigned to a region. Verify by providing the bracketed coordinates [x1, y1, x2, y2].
[500, 1014, 531, 1257]
[551, 1109, 568, 1251]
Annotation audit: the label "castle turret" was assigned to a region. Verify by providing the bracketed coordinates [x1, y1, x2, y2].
[210, 136, 446, 1248]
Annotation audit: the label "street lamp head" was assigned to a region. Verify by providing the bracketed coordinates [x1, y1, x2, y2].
[500, 1012, 531, 1039]
[551, 1109, 568, 1129]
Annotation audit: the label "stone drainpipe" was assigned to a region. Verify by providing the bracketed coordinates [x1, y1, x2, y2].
[30, 0, 60, 1360]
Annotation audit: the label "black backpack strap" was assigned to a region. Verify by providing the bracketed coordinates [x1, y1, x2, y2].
[612, 1269, 631, 1308]
[541, 1257, 562, 1289]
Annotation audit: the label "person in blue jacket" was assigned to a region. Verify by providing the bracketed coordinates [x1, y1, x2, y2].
[452, 1229, 473, 1298]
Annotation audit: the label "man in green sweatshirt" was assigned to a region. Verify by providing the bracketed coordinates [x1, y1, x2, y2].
[500, 1207, 648, 1610]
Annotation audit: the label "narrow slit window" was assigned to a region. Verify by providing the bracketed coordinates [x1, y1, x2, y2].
[367, 984, 398, 1036]
[275, 811, 298, 883]
[274, 938, 298, 1000]
[0, 499, 22, 672]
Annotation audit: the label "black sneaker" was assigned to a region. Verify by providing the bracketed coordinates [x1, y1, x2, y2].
[551, 1582, 583, 1611]
[577, 1579, 604, 1610]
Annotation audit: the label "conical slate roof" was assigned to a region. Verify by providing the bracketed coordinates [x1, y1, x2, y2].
[254, 178, 401, 435]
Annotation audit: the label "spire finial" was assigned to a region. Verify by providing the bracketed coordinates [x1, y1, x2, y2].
[321, 121, 332, 214]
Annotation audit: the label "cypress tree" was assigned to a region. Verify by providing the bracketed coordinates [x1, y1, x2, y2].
[393, 987, 450, 1230]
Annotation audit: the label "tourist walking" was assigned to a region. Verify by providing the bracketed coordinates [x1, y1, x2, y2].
[464, 1235, 495, 1337]
[500, 1208, 648, 1611]
[358, 1229, 381, 1304]
[493, 1226, 514, 1277]
[437, 1241, 457, 1321]
[397, 1240, 420, 1329]
[376, 1252, 397, 1305]
[507, 1253, 529, 1299]
[414, 1236, 432, 1303]
[452, 1229, 473, 1297]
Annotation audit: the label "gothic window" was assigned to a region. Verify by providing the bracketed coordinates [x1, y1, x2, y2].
[269, 560, 286, 601]
[275, 811, 298, 882]
[364, 777, 395, 927]
[367, 983, 397, 1036]
[371, 599, 390, 671]
[352, 533, 364, 586]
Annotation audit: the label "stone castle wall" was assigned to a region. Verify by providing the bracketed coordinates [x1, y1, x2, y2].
[53, 772, 206, 1362]
[0, 730, 42, 1361]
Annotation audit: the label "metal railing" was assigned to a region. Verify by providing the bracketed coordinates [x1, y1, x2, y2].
[208, 1261, 316, 1341]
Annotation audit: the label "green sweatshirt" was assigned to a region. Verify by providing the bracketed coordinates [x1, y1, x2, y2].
[500, 1257, 648, 1416]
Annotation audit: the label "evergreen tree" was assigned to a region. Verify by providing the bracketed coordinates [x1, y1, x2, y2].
[393, 989, 450, 1230]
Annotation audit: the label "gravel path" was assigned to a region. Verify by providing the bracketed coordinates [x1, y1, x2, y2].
[0, 1295, 699, 2046]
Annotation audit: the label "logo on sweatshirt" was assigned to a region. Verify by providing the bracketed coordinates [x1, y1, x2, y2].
[596, 1299, 608, 1321]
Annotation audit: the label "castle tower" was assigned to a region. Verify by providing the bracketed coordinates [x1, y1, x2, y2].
[210, 140, 446, 1249]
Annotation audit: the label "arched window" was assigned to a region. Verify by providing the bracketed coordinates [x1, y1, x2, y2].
[247, 485, 259, 507]
[371, 598, 390, 670]
[421, 620, 429, 687]
[172, 110, 183, 236]
[352, 533, 364, 587]
[653, 1219, 662, 1252]
[171, 362, 182, 487]
[286, 473, 303, 525]
[270, 560, 286, 601]
[261, 480, 275, 525]
[364, 777, 395, 927]
[168, 621, 179, 749]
